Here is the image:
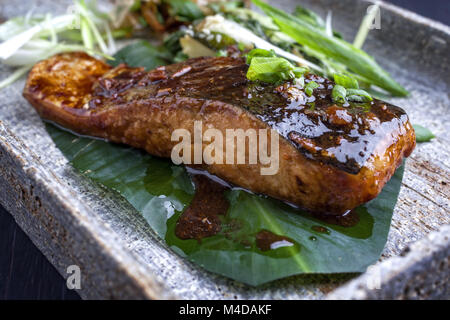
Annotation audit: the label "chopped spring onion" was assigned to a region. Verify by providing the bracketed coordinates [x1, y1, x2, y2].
[332, 85, 347, 104]
[246, 48, 307, 84]
[247, 56, 295, 83]
[346, 88, 373, 102]
[304, 81, 319, 96]
[215, 49, 227, 57]
[0, 14, 76, 60]
[333, 73, 359, 89]
[246, 48, 276, 63]
[292, 5, 325, 29]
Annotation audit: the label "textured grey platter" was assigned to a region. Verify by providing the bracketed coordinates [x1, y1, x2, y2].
[0, 0, 449, 299]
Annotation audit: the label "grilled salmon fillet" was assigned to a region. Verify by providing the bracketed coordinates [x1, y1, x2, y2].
[23, 52, 415, 215]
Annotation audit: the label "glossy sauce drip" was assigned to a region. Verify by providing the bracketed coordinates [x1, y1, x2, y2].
[311, 226, 330, 234]
[312, 209, 360, 227]
[175, 174, 230, 241]
[173, 171, 366, 246]
[255, 230, 301, 258]
[242, 75, 408, 174]
[255, 230, 296, 251]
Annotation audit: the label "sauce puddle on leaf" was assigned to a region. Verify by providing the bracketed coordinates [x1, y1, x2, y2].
[312, 209, 360, 227]
[255, 229, 300, 258]
[174, 171, 366, 249]
[175, 174, 229, 241]
[256, 230, 295, 251]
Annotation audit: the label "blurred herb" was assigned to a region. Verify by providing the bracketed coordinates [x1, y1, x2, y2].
[110, 40, 173, 70]
[166, 0, 204, 22]
[334, 73, 359, 89]
[0, 0, 116, 89]
[413, 124, 435, 142]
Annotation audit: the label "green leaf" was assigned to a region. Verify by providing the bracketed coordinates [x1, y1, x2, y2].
[334, 73, 359, 89]
[163, 29, 186, 54]
[332, 84, 347, 104]
[209, 1, 245, 14]
[109, 40, 173, 70]
[413, 124, 435, 143]
[167, 0, 204, 22]
[46, 123, 404, 286]
[251, 0, 408, 96]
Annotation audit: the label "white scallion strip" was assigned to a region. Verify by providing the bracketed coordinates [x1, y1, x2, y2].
[0, 64, 33, 89]
[325, 11, 333, 38]
[353, 3, 380, 49]
[46, 13, 58, 44]
[81, 17, 94, 49]
[199, 15, 323, 72]
[76, 1, 109, 54]
[104, 22, 116, 54]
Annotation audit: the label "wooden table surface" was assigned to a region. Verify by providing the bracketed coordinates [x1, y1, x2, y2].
[0, 0, 448, 300]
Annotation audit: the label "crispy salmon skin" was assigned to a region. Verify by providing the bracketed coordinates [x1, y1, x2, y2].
[23, 52, 415, 215]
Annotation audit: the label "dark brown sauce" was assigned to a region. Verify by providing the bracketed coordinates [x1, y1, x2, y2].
[175, 174, 230, 241]
[174, 170, 359, 242]
[241, 75, 408, 174]
[312, 209, 360, 227]
[311, 226, 330, 234]
[255, 229, 296, 251]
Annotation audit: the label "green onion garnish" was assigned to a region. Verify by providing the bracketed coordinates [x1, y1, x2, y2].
[346, 88, 373, 102]
[251, 0, 408, 96]
[333, 73, 359, 89]
[332, 85, 347, 104]
[246, 48, 276, 64]
[305, 81, 319, 96]
[247, 56, 294, 83]
[246, 48, 307, 84]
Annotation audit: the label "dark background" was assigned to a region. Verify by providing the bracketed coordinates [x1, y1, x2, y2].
[0, 0, 448, 300]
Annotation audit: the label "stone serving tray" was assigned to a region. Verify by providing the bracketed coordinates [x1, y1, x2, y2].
[0, 0, 448, 299]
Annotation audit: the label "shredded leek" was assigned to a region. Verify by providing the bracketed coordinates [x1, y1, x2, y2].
[0, 0, 116, 90]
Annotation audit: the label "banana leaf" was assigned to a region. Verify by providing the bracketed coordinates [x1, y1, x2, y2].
[46, 123, 404, 286]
